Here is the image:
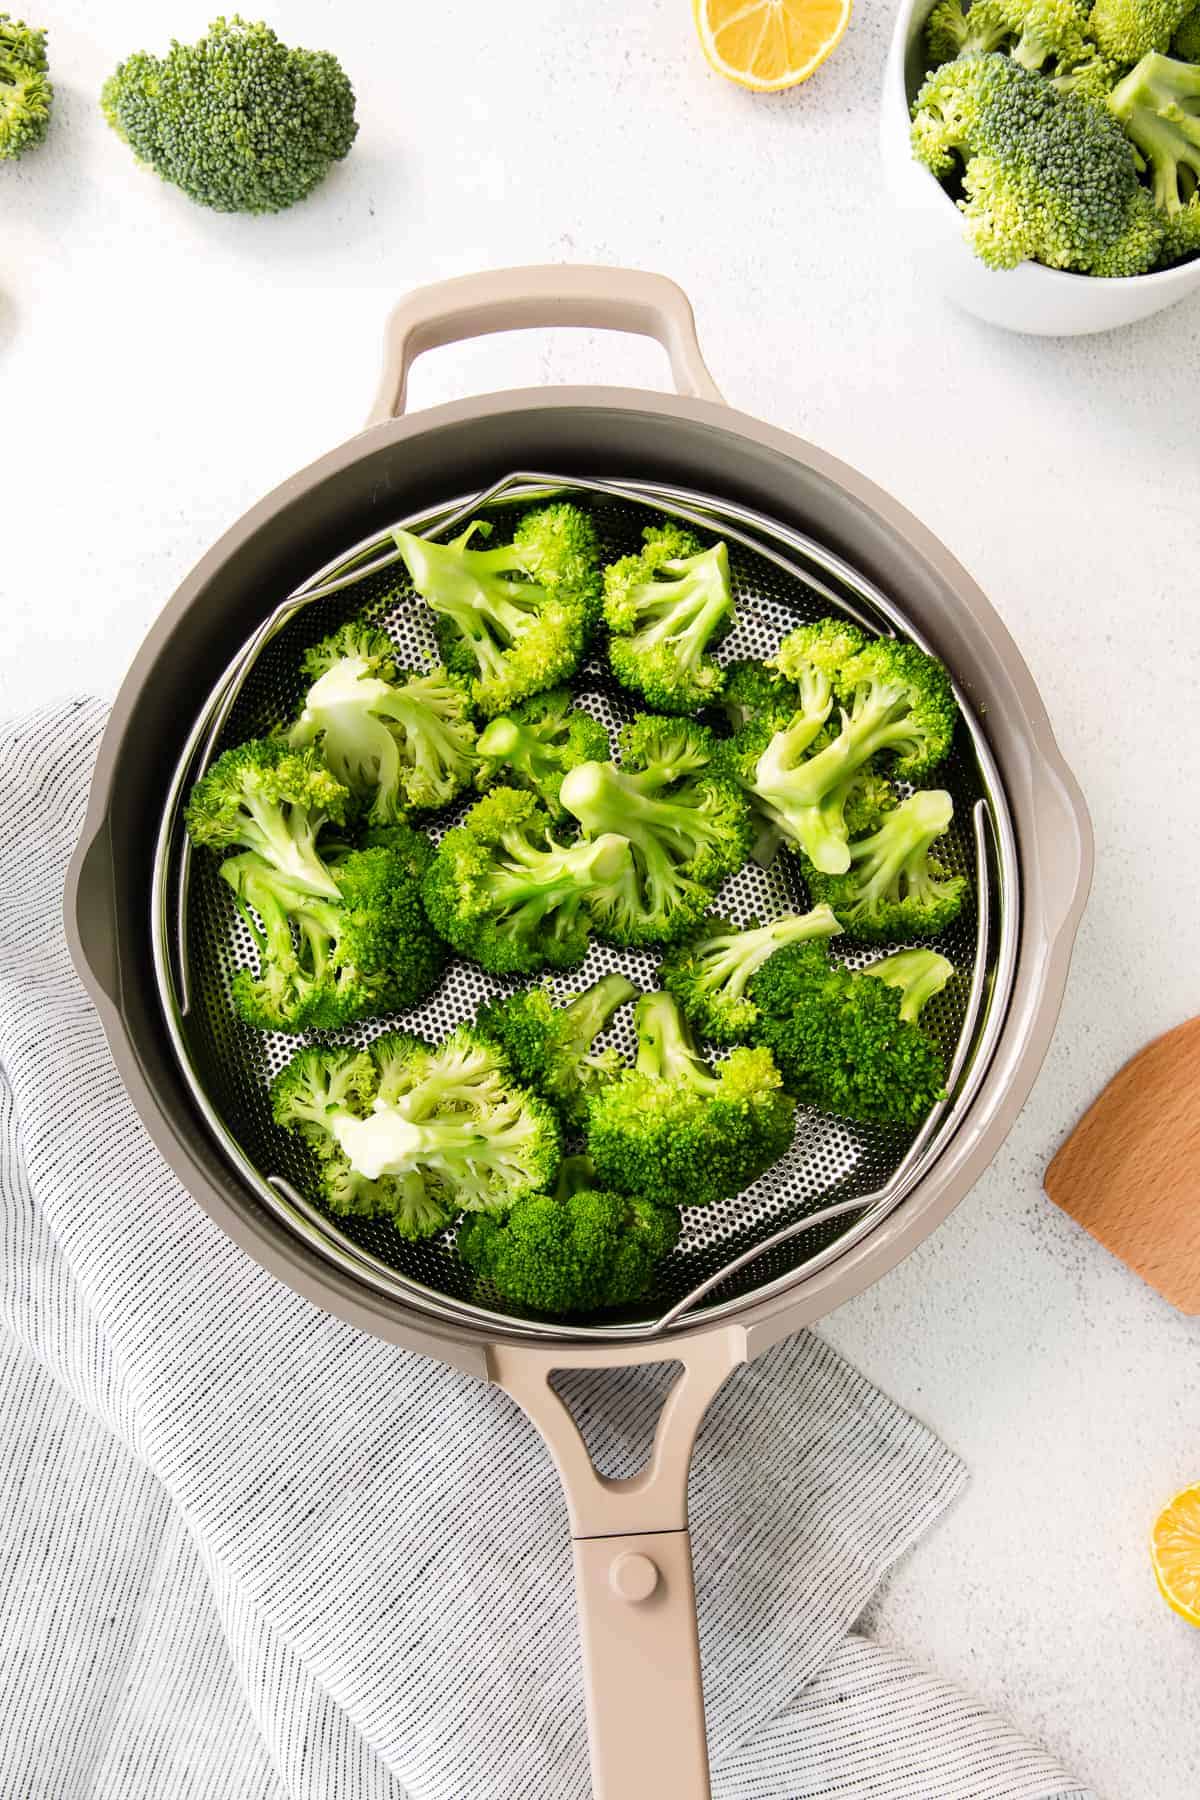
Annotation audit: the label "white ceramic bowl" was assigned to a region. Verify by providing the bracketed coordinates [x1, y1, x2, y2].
[881, 0, 1200, 334]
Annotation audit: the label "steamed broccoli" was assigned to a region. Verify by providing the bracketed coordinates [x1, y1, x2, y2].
[474, 973, 638, 1126]
[185, 738, 348, 898]
[1110, 53, 1200, 207]
[271, 1027, 560, 1238]
[458, 1155, 679, 1317]
[911, 52, 1163, 275]
[287, 622, 477, 821]
[1173, 6, 1200, 57]
[800, 789, 969, 942]
[0, 13, 50, 160]
[749, 943, 948, 1126]
[925, 0, 1091, 74]
[712, 659, 803, 735]
[721, 631, 957, 876]
[864, 948, 955, 1024]
[393, 503, 599, 716]
[421, 786, 633, 975]
[660, 906, 843, 1044]
[221, 826, 444, 1031]
[1091, 0, 1194, 60]
[586, 992, 796, 1207]
[559, 717, 751, 948]
[101, 17, 357, 213]
[474, 687, 610, 819]
[603, 523, 735, 714]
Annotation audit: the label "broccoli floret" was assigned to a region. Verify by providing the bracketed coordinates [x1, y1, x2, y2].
[748, 943, 948, 1126]
[1173, 6, 1200, 56]
[222, 828, 444, 1031]
[287, 622, 476, 821]
[660, 906, 843, 1044]
[0, 13, 50, 159]
[185, 738, 348, 898]
[926, 0, 1092, 73]
[1157, 194, 1200, 260]
[711, 659, 802, 735]
[586, 992, 795, 1207]
[864, 949, 955, 1024]
[474, 687, 610, 819]
[723, 635, 956, 877]
[392, 503, 598, 716]
[1091, 0, 1193, 60]
[911, 52, 1163, 274]
[603, 523, 735, 714]
[458, 1155, 678, 1317]
[421, 786, 632, 975]
[559, 721, 751, 948]
[1110, 53, 1200, 211]
[926, 0, 1015, 63]
[800, 789, 969, 942]
[101, 17, 357, 213]
[272, 1027, 560, 1237]
[474, 973, 638, 1127]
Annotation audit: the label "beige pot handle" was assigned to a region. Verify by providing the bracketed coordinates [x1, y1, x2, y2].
[366, 265, 724, 424]
[487, 1326, 747, 1800]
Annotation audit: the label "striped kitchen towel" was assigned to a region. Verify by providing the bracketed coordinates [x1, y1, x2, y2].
[0, 700, 1092, 1800]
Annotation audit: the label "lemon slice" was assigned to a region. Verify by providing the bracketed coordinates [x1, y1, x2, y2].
[693, 0, 852, 91]
[1151, 1484, 1200, 1627]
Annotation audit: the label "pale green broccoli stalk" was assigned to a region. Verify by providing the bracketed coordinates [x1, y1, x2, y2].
[911, 53, 1163, 275]
[603, 523, 735, 714]
[271, 1028, 561, 1238]
[474, 687, 610, 819]
[421, 787, 633, 975]
[863, 949, 955, 1025]
[586, 992, 796, 1207]
[457, 1155, 679, 1317]
[101, 17, 357, 213]
[1173, 6, 1200, 57]
[474, 973, 638, 1126]
[720, 634, 957, 876]
[799, 789, 969, 942]
[1109, 53, 1200, 213]
[559, 717, 751, 948]
[287, 622, 477, 821]
[660, 906, 843, 1044]
[0, 13, 50, 159]
[221, 826, 444, 1031]
[393, 503, 598, 716]
[185, 738, 348, 898]
[748, 943, 948, 1126]
[1091, 0, 1194, 61]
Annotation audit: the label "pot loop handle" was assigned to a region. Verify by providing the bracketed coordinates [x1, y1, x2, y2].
[366, 266, 724, 424]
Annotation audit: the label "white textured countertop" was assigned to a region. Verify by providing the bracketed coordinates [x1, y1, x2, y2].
[6, 2, 1199, 1794]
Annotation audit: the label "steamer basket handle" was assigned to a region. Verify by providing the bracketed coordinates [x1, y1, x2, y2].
[488, 1327, 746, 1800]
[367, 266, 724, 424]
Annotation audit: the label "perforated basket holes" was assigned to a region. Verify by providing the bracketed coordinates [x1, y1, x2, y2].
[175, 490, 996, 1329]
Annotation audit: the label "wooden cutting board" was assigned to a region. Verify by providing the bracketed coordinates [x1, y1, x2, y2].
[1045, 1017, 1200, 1314]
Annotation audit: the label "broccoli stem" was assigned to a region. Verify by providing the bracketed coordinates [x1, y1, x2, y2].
[239, 790, 340, 897]
[332, 1107, 528, 1183]
[476, 715, 550, 785]
[633, 993, 717, 1094]
[847, 789, 954, 908]
[560, 761, 711, 863]
[687, 909, 842, 1003]
[562, 973, 640, 1051]
[864, 950, 954, 1025]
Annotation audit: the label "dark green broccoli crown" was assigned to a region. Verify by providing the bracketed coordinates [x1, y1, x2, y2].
[458, 1183, 679, 1317]
[585, 992, 795, 1207]
[101, 17, 357, 213]
[1092, 0, 1193, 60]
[1173, 5, 1200, 57]
[713, 660, 802, 735]
[509, 502, 603, 627]
[185, 737, 347, 896]
[801, 788, 969, 943]
[911, 52, 1162, 274]
[618, 713, 721, 787]
[1109, 53, 1200, 214]
[301, 621, 397, 683]
[603, 522, 735, 714]
[421, 786, 631, 974]
[474, 972, 636, 1127]
[0, 12, 51, 159]
[475, 687, 610, 817]
[748, 943, 947, 1126]
[660, 905, 843, 1044]
[393, 518, 587, 717]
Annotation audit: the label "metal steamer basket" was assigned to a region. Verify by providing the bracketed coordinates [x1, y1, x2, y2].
[67, 268, 1092, 1800]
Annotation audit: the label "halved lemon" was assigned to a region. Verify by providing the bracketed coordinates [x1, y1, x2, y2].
[693, 0, 852, 91]
[1151, 1484, 1200, 1627]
